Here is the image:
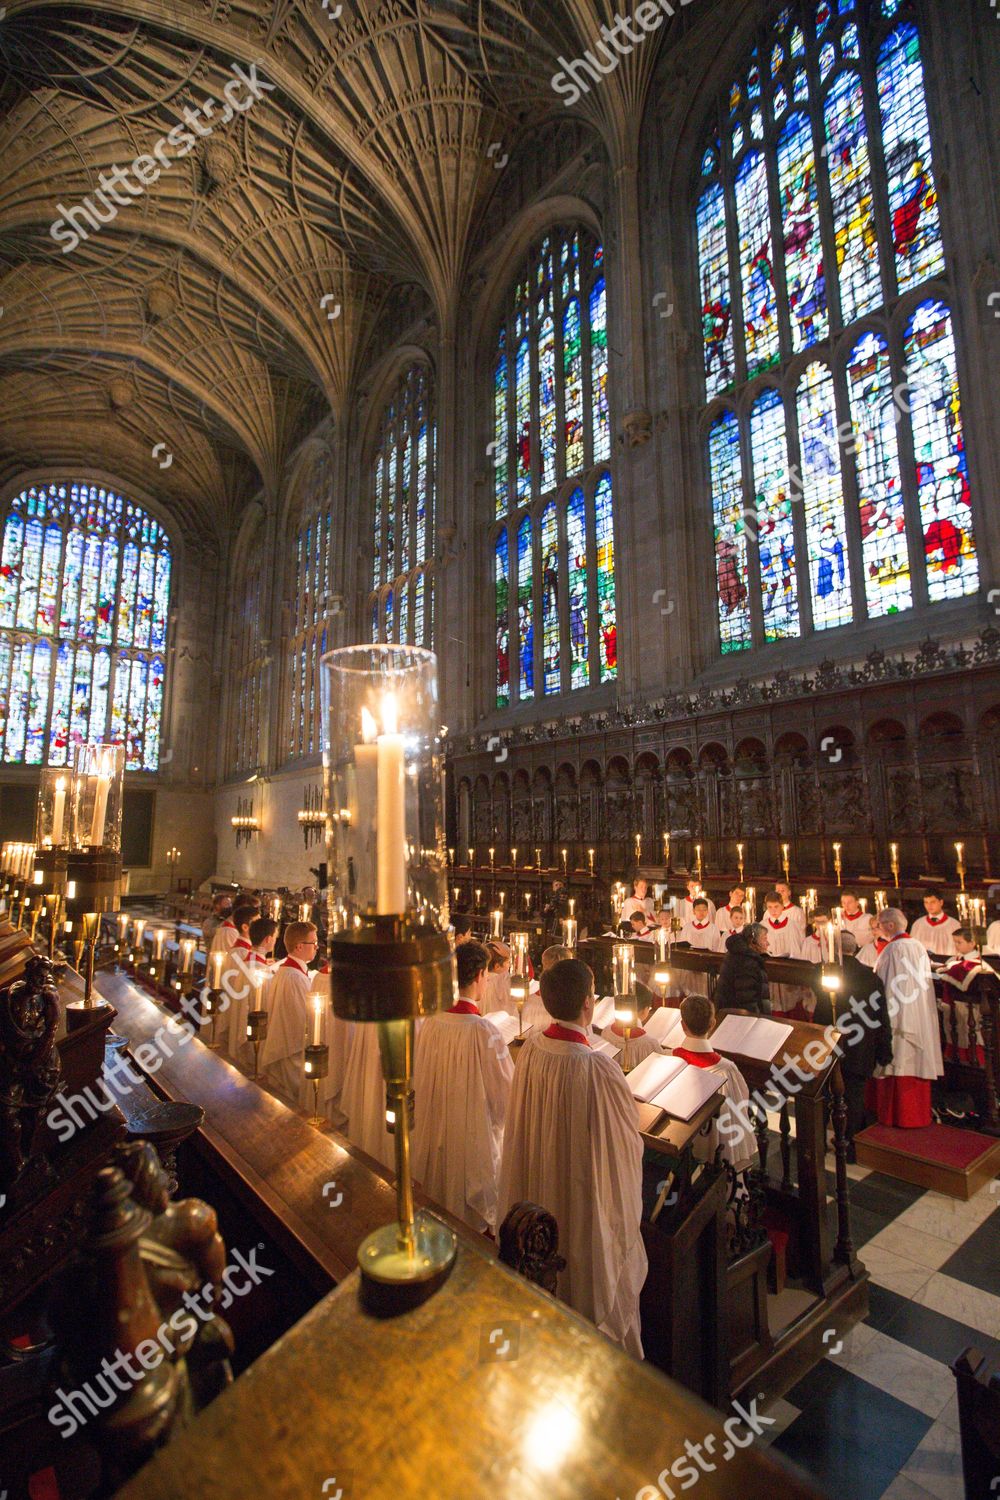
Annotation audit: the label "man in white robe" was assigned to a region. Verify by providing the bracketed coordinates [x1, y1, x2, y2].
[679, 899, 723, 952]
[220, 908, 258, 1062]
[210, 897, 256, 956]
[301, 966, 354, 1127]
[259, 921, 319, 1101]
[620, 878, 655, 926]
[671, 995, 756, 1173]
[911, 891, 960, 960]
[412, 942, 514, 1234]
[871, 908, 944, 1128]
[498, 958, 647, 1358]
[678, 880, 716, 924]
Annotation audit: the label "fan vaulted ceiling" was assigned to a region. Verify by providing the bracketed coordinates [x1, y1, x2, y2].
[0, 0, 693, 549]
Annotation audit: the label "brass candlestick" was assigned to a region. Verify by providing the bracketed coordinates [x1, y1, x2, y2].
[736, 842, 744, 884]
[833, 843, 843, 886]
[246, 1009, 269, 1078]
[890, 844, 901, 890]
[781, 842, 791, 883]
[304, 1042, 330, 1125]
[955, 842, 966, 893]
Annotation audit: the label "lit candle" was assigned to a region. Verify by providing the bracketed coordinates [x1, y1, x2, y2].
[745, 885, 756, 921]
[664, 833, 671, 863]
[875, 890, 887, 912]
[133, 918, 146, 952]
[181, 938, 195, 974]
[210, 949, 224, 988]
[489, 908, 503, 939]
[781, 842, 790, 878]
[825, 922, 837, 965]
[635, 833, 642, 859]
[154, 928, 166, 961]
[563, 916, 577, 949]
[561, 848, 567, 874]
[524, 892, 531, 912]
[90, 754, 112, 848]
[511, 847, 518, 868]
[299, 902, 311, 922]
[613, 942, 635, 999]
[499, 890, 506, 910]
[568, 897, 575, 917]
[118, 912, 130, 943]
[376, 692, 407, 914]
[588, 848, 595, 874]
[489, 846, 495, 868]
[312, 993, 323, 1047]
[535, 847, 542, 868]
[695, 843, 702, 875]
[52, 776, 67, 845]
[475, 887, 482, 907]
[859, 897, 868, 914]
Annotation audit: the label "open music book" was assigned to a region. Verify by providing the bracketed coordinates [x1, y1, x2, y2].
[483, 1011, 528, 1047]
[710, 1013, 794, 1062]
[591, 995, 617, 1029]
[626, 1051, 724, 1122]
[644, 1006, 686, 1050]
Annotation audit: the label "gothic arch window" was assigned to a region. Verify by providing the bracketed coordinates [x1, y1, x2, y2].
[227, 515, 266, 777]
[697, 0, 978, 654]
[287, 450, 335, 761]
[367, 364, 435, 648]
[492, 227, 617, 710]
[0, 481, 171, 771]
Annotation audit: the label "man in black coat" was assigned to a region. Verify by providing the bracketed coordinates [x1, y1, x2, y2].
[812, 931, 893, 1158]
[715, 923, 772, 1016]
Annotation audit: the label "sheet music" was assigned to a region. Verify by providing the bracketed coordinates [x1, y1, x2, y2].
[711, 1013, 793, 1061]
[591, 995, 617, 1029]
[626, 1050, 686, 1103]
[483, 1011, 526, 1047]
[650, 1065, 724, 1122]
[644, 1007, 686, 1049]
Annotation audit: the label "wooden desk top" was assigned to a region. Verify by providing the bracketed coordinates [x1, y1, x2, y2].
[97, 974, 489, 1287]
[119, 1237, 825, 1500]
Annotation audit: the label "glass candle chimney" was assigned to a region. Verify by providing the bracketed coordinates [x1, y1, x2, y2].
[72, 744, 125, 852]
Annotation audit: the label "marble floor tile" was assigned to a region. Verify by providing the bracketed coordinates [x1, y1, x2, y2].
[827, 1328, 953, 1421]
[912, 1272, 1000, 1339]
[879, 1474, 947, 1500]
[862, 1242, 936, 1300]
[897, 1418, 965, 1500]
[863, 1221, 960, 1272]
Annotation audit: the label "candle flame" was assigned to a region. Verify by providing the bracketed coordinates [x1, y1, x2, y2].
[381, 692, 398, 736]
[361, 706, 378, 744]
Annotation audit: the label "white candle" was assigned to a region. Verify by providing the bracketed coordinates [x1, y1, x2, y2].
[312, 994, 323, 1046]
[181, 938, 195, 974]
[563, 917, 577, 949]
[52, 777, 67, 845]
[210, 950, 224, 988]
[91, 765, 111, 847]
[376, 692, 407, 915]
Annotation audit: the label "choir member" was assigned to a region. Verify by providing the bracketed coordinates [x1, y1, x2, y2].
[936, 927, 986, 1065]
[605, 997, 663, 1073]
[481, 941, 512, 1015]
[621, 878, 655, 924]
[260, 921, 319, 1102]
[678, 879, 716, 924]
[911, 890, 960, 960]
[839, 890, 869, 940]
[302, 964, 353, 1128]
[812, 932, 892, 1159]
[761, 893, 808, 1016]
[985, 918, 1000, 956]
[209, 902, 241, 956]
[870, 908, 944, 1128]
[714, 923, 771, 1016]
[249, 916, 278, 968]
[452, 914, 473, 946]
[498, 958, 647, 1357]
[202, 891, 234, 948]
[856, 915, 885, 971]
[799, 911, 833, 963]
[627, 910, 656, 940]
[341, 1013, 401, 1173]
[715, 887, 747, 934]
[774, 882, 807, 941]
[679, 898, 723, 952]
[222, 904, 267, 1063]
[411, 942, 515, 1234]
[723, 907, 748, 939]
[670, 995, 756, 1172]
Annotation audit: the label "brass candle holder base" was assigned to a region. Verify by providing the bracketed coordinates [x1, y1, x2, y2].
[358, 1212, 457, 1316]
[304, 1042, 330, 1125]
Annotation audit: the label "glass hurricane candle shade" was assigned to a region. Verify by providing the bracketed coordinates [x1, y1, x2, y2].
[36, 769, 73, 849]
[72, 744, 125, 852]
[322, 646, 448, 930]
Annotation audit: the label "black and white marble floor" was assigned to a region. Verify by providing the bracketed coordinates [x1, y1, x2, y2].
[757, 1154, 1000, 1499]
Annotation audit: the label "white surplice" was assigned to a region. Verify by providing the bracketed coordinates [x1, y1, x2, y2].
[605, 1027, 663, 1074]
[497, 1026, 647, 1358]
[341, 1020, 421, 1173]
[299, 970, 353, 1127]
[220, 941, 257, 1062]
[411, 1009, 514, 1233]
[679, 919, 723, 953]
[986, 920, 1000, 957]
[260, 956, 311, 1102]
[209, 919, 240, 956]
[875, 934, 944, 1081]
[481, 971, 513, 1015]
[911, 914, 960, 958]
[678, 896, 717, 924]
[671, 1037, 756, 1173]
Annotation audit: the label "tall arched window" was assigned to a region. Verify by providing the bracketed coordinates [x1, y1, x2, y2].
[492, 227, 617, 710]
[368, 364, 435, 648]
[227, 517, 266, 777]
[0, 481, 171, 771]
[287, 450, 334, 761]
[697, 0, 978, 654]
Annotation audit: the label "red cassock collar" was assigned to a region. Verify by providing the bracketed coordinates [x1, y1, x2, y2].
[692, 921, 711, 930]
[543, 1023, 590, 1046]
[282, 955, 308, 973]
[843, 909, 865, 922]
[925, 915, 948, 926]
[448, 999, 481, 1015]
[221, 920, 236, 930]
[234, 937, 252, 952]
[875, 938, 888, 953]
[946, 959, 978, 977]
[889, 933, 911, 944]
[767, 917, 788, 930]
[674, 1046, 721, 1068]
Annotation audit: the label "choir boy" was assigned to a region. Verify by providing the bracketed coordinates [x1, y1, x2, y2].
[856, 915, 886, 971]
[723, 907, 748, 940]
[260, 921, 319, 1101]
[202, 891, 233, 948]
[627, 909, 656, 939]
[911, 890, 960, 960]
[498, 959, 647, 1357]
[985, 916, 1000, 956]
[715, 887, 747, 934]
[799, 911, 833, 963]
[679, 879, 716, 924]
[774, 882, 807, 941]
[762, 892, 806, 1016]
[481, 941, 512, 1015]
[936, 927, 986, 1065]
[670, 995, 756, 1173]
[870, 908, 943, 1128]
[221, 903, 261, 1060]
[839, 890, 869, 940]
[412, 942, 515, 1234]
[452, 914, 473, 946]
[679, 898, 723, 952]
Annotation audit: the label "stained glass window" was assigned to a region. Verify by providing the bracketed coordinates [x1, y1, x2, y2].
[284, 446, 335, 761]
[369, 364, 435, 651]
[492, 226, 618, 706]
[697, 2, 976, 652]
[0, 482, 171, 771]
